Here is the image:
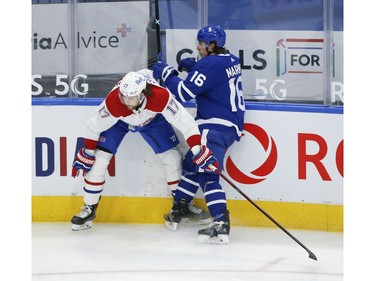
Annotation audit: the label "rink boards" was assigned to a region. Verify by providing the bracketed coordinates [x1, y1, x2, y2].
[32, 103, 343, 231]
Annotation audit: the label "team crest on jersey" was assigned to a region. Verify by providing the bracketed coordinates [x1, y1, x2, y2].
[98, 106, 110, 118]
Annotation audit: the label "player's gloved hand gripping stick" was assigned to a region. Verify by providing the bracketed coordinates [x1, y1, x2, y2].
[192, 145, 219, 172]
[178, 58, 196, 72]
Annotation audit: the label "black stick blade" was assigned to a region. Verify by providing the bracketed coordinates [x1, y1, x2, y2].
[309, 251, 318, 261]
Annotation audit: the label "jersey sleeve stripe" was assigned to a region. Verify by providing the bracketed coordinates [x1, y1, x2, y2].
[181, 81, 196, 100]
[84, 138, 99, 150]
[177, 81, 186, 102]
[186, 134, 201, 148]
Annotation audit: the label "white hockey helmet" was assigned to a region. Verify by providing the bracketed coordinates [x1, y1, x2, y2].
[119, 71, 147, 98]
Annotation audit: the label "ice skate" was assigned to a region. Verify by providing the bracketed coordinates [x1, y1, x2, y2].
[197, 210, 230, 244]
[164, 199, 189, 231]
[182, 200, 211, 224]
[71, 203, 98, 231]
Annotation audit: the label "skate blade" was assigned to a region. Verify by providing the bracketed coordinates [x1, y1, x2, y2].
[181, 217, 212, 225]
[71, 221, 93, 231]
[197, 234, 229, 245]
[164, 220, 179, 231]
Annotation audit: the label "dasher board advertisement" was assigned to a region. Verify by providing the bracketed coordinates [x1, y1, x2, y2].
[32, 2, 149, 75]
[165, 29, 343, 103]
[32, 105, 343, 205]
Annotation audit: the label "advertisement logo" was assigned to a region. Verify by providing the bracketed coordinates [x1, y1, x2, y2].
[226, 123, 277, 184]
[32, 74, 89, 96]
[34, 137, 116, 177]
[32, 24, 131, 50]
[276, 38, 335, 77]
[116, 23, 132, 37]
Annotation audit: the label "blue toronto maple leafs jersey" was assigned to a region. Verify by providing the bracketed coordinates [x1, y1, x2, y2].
[164, 53, 245, 138]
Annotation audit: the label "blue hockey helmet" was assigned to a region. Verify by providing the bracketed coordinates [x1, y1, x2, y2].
[197, 25, 226, 48]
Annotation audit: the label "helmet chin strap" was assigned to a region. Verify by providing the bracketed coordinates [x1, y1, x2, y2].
[139, 92, 146, 103]
[134, 95, 145, 111]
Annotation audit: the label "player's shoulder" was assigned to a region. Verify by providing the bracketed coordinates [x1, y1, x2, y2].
[197, 53, 239, 69]
[211, 53, 240, 65]
[145, 84, 171, 112]
[104, 88, 131, 117]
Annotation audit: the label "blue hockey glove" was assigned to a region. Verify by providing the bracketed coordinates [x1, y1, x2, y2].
[72, 148, 95, 177]
[178, 58, 196, 72]
[152, 61, 178, 82]
[192, 145, 219, 173]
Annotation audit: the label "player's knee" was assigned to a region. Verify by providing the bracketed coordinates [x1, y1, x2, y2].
[85, 150, 113, 182]
[198, 173, 219, 186]
[158, 147, 182, 181]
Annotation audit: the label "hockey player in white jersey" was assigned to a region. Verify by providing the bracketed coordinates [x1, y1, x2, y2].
[70, 70, 216, 231]
[153, 25, 245, 244]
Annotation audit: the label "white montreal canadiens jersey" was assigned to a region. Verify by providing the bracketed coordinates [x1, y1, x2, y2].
[84, 83, 200, 148]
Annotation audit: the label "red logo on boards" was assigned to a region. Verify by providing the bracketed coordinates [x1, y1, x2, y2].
[225, 123, 277, 184]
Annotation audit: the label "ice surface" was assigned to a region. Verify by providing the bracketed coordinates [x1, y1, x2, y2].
[32, 222, 343, 281]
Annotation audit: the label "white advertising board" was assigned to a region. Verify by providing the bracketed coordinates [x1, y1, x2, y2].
[165, 29, 343, 103]
[32, 105, 343, 205]
[32, 2, 149, 75]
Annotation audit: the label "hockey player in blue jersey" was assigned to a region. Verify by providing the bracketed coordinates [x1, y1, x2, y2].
[152, 25, 245, 244]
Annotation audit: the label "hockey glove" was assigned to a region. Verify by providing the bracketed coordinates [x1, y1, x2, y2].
[72, 148, 95, 178]
[152, 61, 178, 82]
[192, 145, 219, 173]
[178, 58, 196, 72]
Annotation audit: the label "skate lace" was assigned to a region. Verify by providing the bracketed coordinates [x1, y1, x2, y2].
[187, 201, 202, 214]
[212, 221, 226, 231]
[204, 222, 224, 232]
[77, 205, 92, 218]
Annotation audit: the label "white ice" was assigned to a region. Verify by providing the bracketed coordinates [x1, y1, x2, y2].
[32, 222, 343, 281]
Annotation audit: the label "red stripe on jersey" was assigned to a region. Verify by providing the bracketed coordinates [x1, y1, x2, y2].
[145, 85, 170, 112]
[84, 139, 98, 150]
[84, 179, 105, 186]
[186, 134, 201, 148]
[105, 89, 133, 118]
[167, 180, 180, 186]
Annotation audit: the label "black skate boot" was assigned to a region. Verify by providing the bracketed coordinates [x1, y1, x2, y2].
[71, 203, 98, 231]
[164, 199, 189, 231]
[197, 210, 230, 244]
[183, 200, 211, 225]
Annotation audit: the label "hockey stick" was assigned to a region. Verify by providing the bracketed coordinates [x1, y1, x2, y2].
[154, 0, 161, 54]
[210, 165, 317, 261]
